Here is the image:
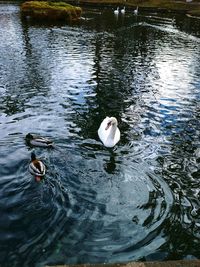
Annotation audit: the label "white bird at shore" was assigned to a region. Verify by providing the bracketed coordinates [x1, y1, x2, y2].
[134, 6, 138, 15]
[114, 7, 119, 15]
[121, 6, 126, 14]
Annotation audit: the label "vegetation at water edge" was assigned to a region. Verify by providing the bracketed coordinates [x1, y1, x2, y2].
[21, 1, 82, 21]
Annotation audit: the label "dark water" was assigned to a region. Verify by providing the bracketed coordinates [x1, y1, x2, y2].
[1, 2, 200, 266]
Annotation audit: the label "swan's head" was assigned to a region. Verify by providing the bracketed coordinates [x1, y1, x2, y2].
[105, 117, 118, 130]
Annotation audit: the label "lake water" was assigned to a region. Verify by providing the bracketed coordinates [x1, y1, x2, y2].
[0, 3, 200, 266]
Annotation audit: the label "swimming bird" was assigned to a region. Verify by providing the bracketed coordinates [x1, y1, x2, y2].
[121, 6, 126, 14]
[25, 133, 54, 148]
[98, 117, 120, 148]
[114, 7, 119, 15]
[29, 152, 46, 182]
[134, 6, 138, 15]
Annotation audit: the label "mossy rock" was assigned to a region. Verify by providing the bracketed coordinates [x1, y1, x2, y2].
[21, 1, 82, 22]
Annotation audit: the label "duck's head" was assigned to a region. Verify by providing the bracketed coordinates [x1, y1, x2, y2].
[26, 133, 33, 140]
[105, 117, 118, 130]
[31, 152, 36, 161]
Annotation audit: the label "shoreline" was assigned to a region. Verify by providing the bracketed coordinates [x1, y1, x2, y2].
[1, 0, 200, 17]
[65, 0, 200, 16]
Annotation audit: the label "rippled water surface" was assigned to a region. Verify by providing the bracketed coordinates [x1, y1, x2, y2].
[1, 3, 200, 266]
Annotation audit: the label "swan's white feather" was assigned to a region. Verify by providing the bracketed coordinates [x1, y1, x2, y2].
[114, 7, 119, 14]
[98, 117, 120, 148]
[121, 6, 125, 14]
[134, 6, 138, 15]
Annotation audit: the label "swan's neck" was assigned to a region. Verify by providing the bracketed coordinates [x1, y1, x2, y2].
[108, 124, 117, 140]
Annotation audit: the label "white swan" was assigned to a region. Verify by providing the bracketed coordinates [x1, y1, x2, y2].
[114, 7, 119, 15]
[134, 6, 138, 15]
[121, 6, 126, 14]
[98, 117, 120, 148]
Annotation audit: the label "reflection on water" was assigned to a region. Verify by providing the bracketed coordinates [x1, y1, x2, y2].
[0, 3, 200, 266]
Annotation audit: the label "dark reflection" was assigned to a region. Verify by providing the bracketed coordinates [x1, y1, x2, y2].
[104, 153, 117, 174]
[154, 101, 200, 259]
[175, 14, 200, 37]
[2, 95, 25, 115]
[0, 11, 52, 116]
[157, 216, 199, 260]
[20, 19, 51, 94]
